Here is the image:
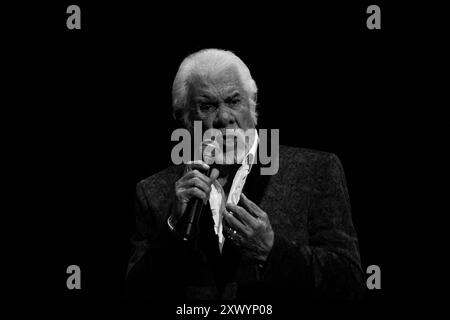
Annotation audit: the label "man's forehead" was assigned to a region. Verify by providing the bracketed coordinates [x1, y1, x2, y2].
[188, 66, 244, 96]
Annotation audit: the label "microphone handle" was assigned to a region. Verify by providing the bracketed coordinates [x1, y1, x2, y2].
[177, 167, 211, 241]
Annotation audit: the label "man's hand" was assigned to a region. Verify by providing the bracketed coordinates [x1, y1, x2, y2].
[224, 193, 274, 262]
[171, 160, 219, 223]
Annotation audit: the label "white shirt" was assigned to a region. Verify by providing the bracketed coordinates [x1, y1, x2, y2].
[209, 130, 259, 253]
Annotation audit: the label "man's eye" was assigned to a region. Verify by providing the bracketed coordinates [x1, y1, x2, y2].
[200, 104, 214, 112]
[231, 99, 241, 105]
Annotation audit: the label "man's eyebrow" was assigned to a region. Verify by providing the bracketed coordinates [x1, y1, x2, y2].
[226, 91, 241, 99]
[196, 94, 214, 101]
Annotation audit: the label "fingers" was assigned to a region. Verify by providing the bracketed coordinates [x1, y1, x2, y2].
[180, 169, 210, 184]
[177, 174, 211, 204]
[226, 202, 258, 227]
[176, 165, 220, 205]
[183, 176, 210, 194]
[176, 185, 208, 203]
[223, 210, 249, 236]
[186, 160, 210, 172]
[185, 187, 208, 203]
[239, 193, 266, 219]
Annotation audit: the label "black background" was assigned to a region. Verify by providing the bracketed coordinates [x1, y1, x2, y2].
[2, 0, 447, 307]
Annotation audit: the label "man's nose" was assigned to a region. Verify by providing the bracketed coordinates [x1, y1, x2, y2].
[213, 105, 236, 128]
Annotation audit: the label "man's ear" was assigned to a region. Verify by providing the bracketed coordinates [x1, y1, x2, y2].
[173, 108, 183, 122]
[173, 108, 189, 127]
[182, 111, 194, 132]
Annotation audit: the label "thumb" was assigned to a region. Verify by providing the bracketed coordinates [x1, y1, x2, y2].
[209, 168, 220, 182]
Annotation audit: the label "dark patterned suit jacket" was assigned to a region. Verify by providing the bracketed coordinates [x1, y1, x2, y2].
[126, 145, 365, 300]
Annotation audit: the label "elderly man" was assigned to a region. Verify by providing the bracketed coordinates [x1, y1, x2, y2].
[126, 49, 364, 300]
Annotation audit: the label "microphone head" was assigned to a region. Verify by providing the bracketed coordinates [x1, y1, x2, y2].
[201, 140, 219, 166]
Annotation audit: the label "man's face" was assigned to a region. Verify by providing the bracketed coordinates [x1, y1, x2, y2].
[186, 66, 256, 164]
[187, 66, 255, 133]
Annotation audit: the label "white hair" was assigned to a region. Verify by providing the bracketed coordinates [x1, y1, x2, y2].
[172, 48, 258, 127]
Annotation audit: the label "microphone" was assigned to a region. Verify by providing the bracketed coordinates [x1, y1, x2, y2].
[175, 140, 217, 241]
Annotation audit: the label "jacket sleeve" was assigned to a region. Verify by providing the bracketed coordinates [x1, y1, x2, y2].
[260, 153, 365, 300]
[125, 181, 190, 299]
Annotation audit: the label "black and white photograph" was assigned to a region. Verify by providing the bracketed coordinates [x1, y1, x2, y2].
[1, 1, 447, 317]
